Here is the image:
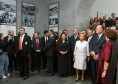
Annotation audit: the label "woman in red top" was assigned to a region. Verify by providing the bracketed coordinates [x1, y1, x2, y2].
[96, 29, 117, 84]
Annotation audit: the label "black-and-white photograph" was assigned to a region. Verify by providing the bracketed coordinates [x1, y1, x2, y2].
[49, 18, 58, 27]
[0, 11, 16, 25]
[0, 0, 16, 25]
[22, 2, 35, 27]
[49, 2, 59, 32]
[49, 2, 58, 17]
[0, 0, 16, 12]
[49, 27, 58, 32]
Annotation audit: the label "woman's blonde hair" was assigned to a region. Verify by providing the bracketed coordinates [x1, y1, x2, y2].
[79, 31, 86, 40]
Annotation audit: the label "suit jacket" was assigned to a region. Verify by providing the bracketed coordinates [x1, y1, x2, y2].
[89, 33, 105, 55]
[4, 36, 17, 55]
[44, 35, 56, 57]
[15, 35, 31, 57]
[100, 20, 108, 27]
[110, 18, 116, 27]
[31, 38, 43, 54]
[69, 35, 79, 53]
[41, 36, 49, 50]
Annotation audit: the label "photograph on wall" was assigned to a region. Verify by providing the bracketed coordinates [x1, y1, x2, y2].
[21, 2, 35, 27]
[49, 27, 58, 32]
[0, 0, 16, 25]
[49, 2, 59, 32]
[0, 25, 16, 36]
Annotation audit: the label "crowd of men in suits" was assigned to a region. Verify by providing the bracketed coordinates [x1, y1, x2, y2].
[0, 13, 118, 84]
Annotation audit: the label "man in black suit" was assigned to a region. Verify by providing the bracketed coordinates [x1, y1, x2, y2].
[41, 30, 49, 69]
[4, 30, 17, 73]
[44, 29, 56, 76]
[69, 28, 79, 75]
[31, 31, 43, 72]
[15, 28, 31, 80]
[100, 16, 108, 28]
[89, 25, 106, 84]
[110, 13, 116, 27]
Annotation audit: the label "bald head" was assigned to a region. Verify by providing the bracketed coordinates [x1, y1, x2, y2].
[96, 25, 104, 35]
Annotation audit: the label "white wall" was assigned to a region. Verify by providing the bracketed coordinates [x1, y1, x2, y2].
[90, 0, 118, 18]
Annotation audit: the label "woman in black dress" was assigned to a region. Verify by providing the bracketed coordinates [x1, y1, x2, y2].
[57, 33, 69, 78]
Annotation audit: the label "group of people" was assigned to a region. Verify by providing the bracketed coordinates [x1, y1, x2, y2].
[0, 13, 118, 84]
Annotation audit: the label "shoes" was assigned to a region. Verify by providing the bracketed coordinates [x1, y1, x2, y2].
[49, 74, 54, 77]
[81, 80, 84, 82]
[59, 74, 62, 78]
[2, 76, 7, 79]
[23, 76, 29, 80]
[7, 73, 11, 77]
[64, 75, 68, 78]
[75, 78, 80, 81]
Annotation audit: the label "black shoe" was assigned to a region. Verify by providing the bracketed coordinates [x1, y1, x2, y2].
[64, 75, 68, 78]
[81, 80, 84, 82]
[58, 74, 62, 78]
[49, 74, 54, 77]
[23, 76, 28, 80]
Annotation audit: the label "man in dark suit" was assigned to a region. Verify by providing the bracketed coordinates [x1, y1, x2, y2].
[69, 28, 79, 75]
[110, 13, 116, 27]
[100, 16, 108, 28]
[41, 30, 49, 69]
[89, 25, 106, 84]
[4, 30, 18, 73]
[31, 31, 43, 72]
[44, 29, 56, 76]
[15, 28, 31, 80]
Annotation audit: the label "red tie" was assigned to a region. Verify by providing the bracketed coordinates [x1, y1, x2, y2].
[19, 36, 22, 50]
[36, 41, 39, 50]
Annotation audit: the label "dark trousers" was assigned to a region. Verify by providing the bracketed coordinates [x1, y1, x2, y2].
[8, 54, 18, 72]
[91, 60, 98, 84]
[47, 56, 54, 74]
[31, 52, 41, 70]
[54, 52, 58, 72]
[42, 52, 47, 68]
[69, 52, 74, 74]
[18, 50, 29, 76]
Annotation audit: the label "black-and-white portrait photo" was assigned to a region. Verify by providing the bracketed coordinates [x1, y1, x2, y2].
[22, 2, 35, 27]
[49, 18, 58, 27]
[49, 2, 59, 31]
[0, 0, 16, 25]
[0, 0, 16, 12]
[49, 2, 58, 17]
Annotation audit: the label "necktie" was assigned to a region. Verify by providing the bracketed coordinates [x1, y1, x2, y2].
[36, 40, 39, 50]
[19, 36, 22, 50]
[97, 35, 99, 40]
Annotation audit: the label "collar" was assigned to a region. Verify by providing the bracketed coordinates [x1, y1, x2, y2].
[50, 35, 53, 37]
[98, 33, 103, 37]
[20, 34, 25, 37]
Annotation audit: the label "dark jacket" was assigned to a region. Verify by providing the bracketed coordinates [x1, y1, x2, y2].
[15, 35, 31, 57]
[31, 38, 43, 53]
[44, 35, 56, 57]
[0, 40, 8, 53]
[89, 33, 106, 54]
[4, 36, 17, 55]
[69, 35, 79, 53]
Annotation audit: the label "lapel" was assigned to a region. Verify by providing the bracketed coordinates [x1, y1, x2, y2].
[97, 34, 104, 43]
[22, 35, 26, 46]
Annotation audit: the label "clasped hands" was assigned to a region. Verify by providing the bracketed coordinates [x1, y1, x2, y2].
[59, 51, 67, 55]
[90, 51, 99, 61]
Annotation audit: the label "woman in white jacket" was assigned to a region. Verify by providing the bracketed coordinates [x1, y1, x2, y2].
[73, 32, 89, 82]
